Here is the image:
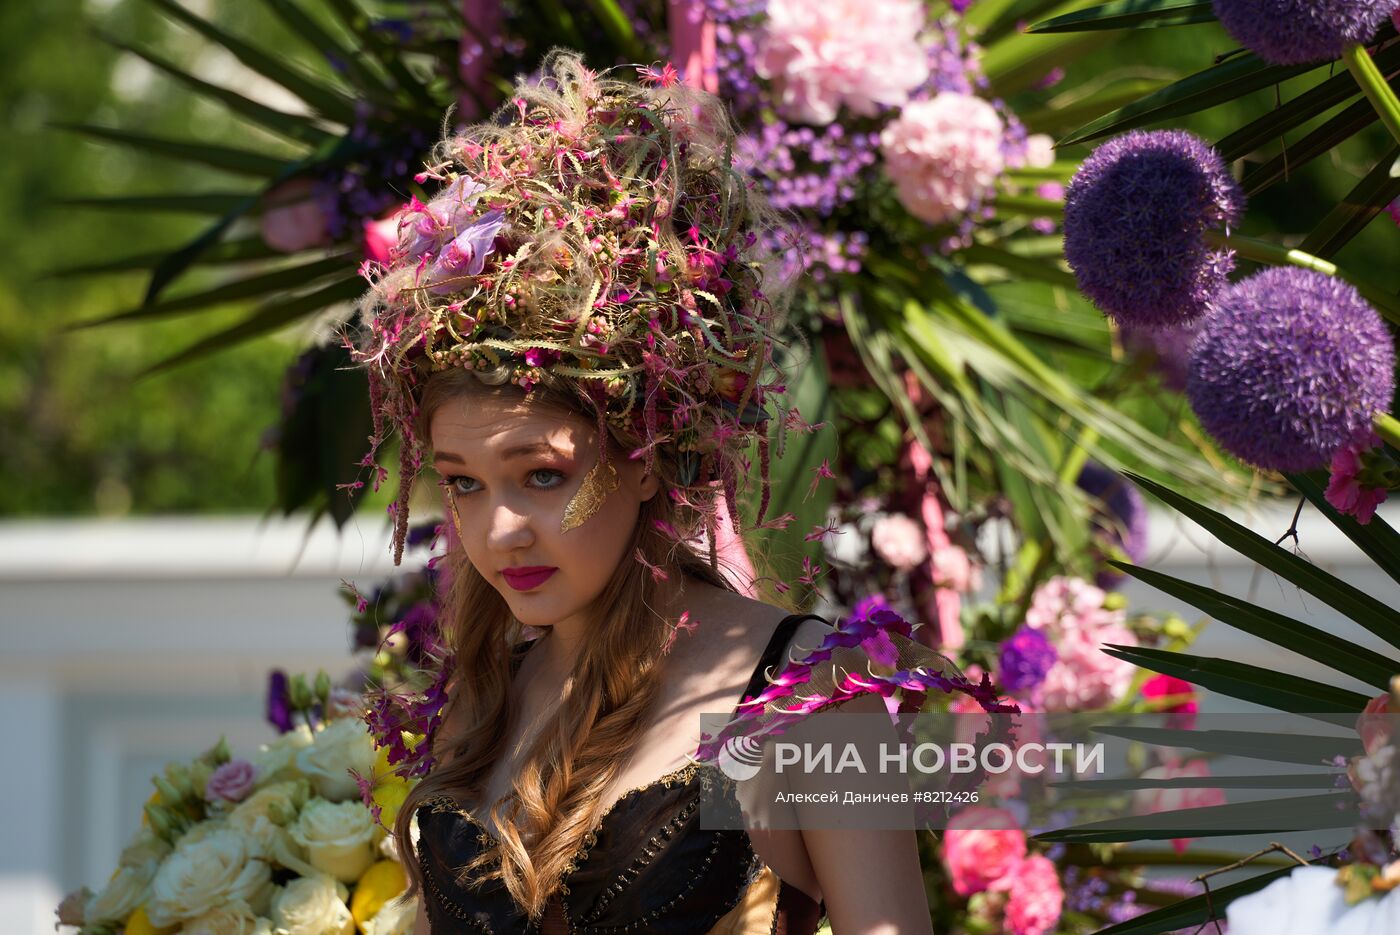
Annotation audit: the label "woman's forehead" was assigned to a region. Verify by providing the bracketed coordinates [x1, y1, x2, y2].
[429, 396, 593, 457]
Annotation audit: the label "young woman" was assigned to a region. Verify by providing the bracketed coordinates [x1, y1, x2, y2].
[354, 51, 945, 934]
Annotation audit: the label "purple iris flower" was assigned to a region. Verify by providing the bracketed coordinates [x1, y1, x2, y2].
[265, 669, 294, 733]
[424, 209, 506, 294]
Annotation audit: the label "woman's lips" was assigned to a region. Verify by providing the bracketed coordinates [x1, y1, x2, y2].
[501, 566, 557, 591]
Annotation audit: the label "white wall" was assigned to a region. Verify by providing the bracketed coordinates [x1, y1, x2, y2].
[1, 502, 1397, 932]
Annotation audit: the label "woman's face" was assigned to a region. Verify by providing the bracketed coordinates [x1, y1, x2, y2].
[429, 392, 659, 630]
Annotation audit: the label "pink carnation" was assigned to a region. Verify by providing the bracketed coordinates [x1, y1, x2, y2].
[1325, 431, 1388, 524]
[880, 93, 1006, 225]
[942, 806, 1027, 896]
[871, 513, 929, 570]
[991, 854, 1064, 935]
[755, 0, 930, 125]
[205, 758, 258, 803]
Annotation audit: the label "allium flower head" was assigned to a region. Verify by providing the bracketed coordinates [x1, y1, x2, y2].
[880, 92, 1006, 225]
[1212, 0, 1396, 66]
[755, 0, 930, 125]
[1077, 460, 1149, 589]
[1187, 267, 1396, 473]
[1064, 130, 1243, 329]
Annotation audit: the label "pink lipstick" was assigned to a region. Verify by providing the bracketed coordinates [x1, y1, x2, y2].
[501, 566, 557, 591]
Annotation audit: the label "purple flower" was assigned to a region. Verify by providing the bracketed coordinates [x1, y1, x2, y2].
[997, 626, 1057, 694]
[851, 593, 891, 621]
[205, 758, 258, 803]
[1077, 461, 1149, 590]
[423, 208, 506, 294]
[1064, 130, 1244, 330]
[266, 669, 294, 733]
[1187, 267, 1396, 472]
[1212, 0, 1395, 66]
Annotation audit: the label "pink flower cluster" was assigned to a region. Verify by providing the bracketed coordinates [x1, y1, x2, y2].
[1325, 431, 1389, 524]
[880, 93, 1006, 225]
[943, 807, 1064, 935]
[1025, 576, 1137, 711]
[755, 0, 930, 125]
[1133, 759, 1227, 853]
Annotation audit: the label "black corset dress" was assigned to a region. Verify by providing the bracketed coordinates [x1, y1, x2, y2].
[415, 613, 830, 934]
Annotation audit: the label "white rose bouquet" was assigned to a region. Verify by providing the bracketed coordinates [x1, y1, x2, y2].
[56, 692, 418, 935]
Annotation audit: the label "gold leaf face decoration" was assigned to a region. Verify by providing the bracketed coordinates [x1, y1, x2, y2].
[561, 457, 619, 532]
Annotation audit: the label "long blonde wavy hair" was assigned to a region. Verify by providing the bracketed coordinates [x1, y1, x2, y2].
[391, 367, 795, 920]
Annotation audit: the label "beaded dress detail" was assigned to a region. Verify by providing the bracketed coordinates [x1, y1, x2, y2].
[414, 614, 829, 935]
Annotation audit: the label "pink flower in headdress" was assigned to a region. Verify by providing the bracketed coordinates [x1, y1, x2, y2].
[363, 210, 403, 265]
[942, 806, 1027, 896]
[423, 209, 507, 294]
[755, 0, 930, 125]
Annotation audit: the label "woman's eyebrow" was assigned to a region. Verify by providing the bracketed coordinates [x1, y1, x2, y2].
[433, 441, 565, 466]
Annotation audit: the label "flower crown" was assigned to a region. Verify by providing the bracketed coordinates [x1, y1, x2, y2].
[351, 50, 809, 564]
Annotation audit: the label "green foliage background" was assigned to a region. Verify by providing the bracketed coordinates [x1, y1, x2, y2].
[3, 0, 1394, 518]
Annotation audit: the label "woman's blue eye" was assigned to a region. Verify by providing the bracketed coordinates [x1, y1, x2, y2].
[445, 476, 479, 496]
[530, 469, 565, 489]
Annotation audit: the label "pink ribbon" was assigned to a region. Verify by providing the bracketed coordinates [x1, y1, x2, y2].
[908, 440, 965, 651]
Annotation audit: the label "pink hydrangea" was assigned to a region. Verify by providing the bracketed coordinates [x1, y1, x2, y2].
[1026, 576, 1137, 711]
[991, 853, 1064, 935]
[880, 93, 1006, 225]
[942, 806, 1027, 896]
[870, 513, 929, 570]
[755, 0, 930, 125]
[205, 758, 258, 803]
[1325, 431, 1389, 524]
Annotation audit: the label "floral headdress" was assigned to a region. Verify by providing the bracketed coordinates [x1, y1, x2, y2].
[350, 50, 809, 565]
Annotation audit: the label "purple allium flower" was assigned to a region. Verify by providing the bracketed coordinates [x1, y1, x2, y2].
[1063, 130, 1244, 330]
[1187, 267, 1396, 472]
[1211, 0, 1396, 66]
[997, 625, 1057, 694]
[1077, 461, 1149, 589]
[266, 669, 294, 733]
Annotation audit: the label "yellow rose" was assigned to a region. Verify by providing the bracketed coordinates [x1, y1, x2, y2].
[351, 860, 407, 927]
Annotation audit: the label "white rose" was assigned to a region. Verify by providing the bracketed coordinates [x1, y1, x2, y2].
[147, 829, 274, 926]
[363, 894, 418, 935]
[119, 826, 173, 868]
[269, 874, 354, 935]
[253, 725, 315, 783]
[86, 860, 158, 923]
[290, 798, 376, 882]
[227, 780, 310, 856]
[295, 718, 375, 801]
[177, 901, 271, 935]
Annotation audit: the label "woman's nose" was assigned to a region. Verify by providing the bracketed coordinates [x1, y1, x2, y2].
[485, 499, 534, 552]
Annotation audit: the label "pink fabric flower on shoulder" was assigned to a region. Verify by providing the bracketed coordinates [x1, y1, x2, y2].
[755, 0, 930, 125]
[942, 806, 1027, 896]
[991, 853, 1064, 935]
[881, 93, 1006, 225]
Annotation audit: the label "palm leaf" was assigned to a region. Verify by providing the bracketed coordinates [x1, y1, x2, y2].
[1217, 41, 1400, 160]
[1109, 560, 1400, 689]
[52, 123, 293, 177]
[1036, 791, 1353, 843]
[93, 30, 333, 146]
[139, 276, 366, 376]
[1058, 53, 1321, 147]
[1287, 471, 1400, 585]
[42, 238, 280, 278]
[54, 193, 255, 215]
[321, 0, 437, 110]
[1102, 644, 1373, 712]
[1299, 144, 1400, 258]
[1093, 866, 1296, 935]
[74, 253, 359, 327]
[256, 0, 404, 111]
[1026, 0, 1216, 34]
[1241, 97, 1379, 195]
[1125, 472, 1400, 647]
[145, 0, 358, 125]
